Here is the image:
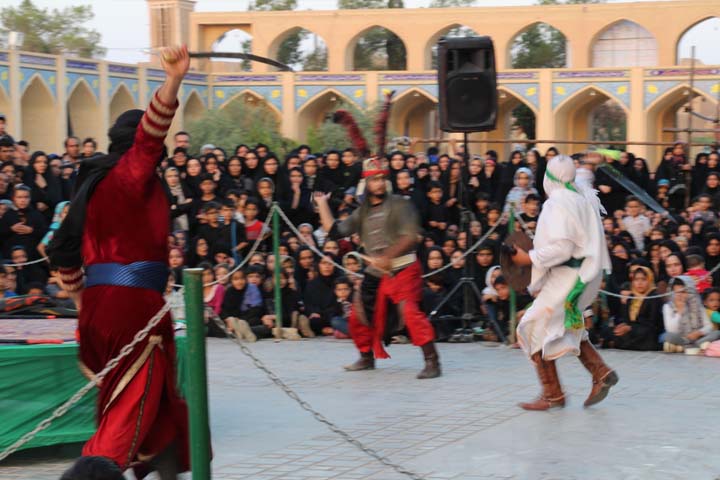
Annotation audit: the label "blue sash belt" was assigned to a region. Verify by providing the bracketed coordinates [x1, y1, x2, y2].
[86, 261, 169, 293]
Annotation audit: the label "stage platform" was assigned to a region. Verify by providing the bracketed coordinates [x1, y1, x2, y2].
[0, 317, 187, 453]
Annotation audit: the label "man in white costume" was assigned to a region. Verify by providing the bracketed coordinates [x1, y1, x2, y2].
[511, 154, 618, 410]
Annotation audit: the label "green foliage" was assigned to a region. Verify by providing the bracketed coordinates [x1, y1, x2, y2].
[511, 23, 567, 69]
[590, 100, 627, 146]
[337, 0, 388, 8]
[187, 100, 292, 155]
[429, 0, 475, 7]
[353, 28, 406, 71]
[277, 29, 328, 71]
[0, 0, 105, 58]
[512, 104, 536, 144]
[248, 0, 297, 10]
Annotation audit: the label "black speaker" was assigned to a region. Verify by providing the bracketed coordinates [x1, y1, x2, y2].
[437, 36, 497, 132]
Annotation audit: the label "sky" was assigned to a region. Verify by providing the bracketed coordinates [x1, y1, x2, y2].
[3, 0, 718, 65]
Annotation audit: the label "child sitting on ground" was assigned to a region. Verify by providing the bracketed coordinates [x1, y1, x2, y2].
[330, 276, 353, 339]
[220, 269, 268, 342]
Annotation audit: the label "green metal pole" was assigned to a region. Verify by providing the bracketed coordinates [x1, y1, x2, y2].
[183, 268, 211, 479]
[508, 206, 517, 344]
[272, 203, 282, 336]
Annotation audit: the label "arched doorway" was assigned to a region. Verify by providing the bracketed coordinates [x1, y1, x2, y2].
[297, 90, 354, 143]
[390, 89, 438, 140]
[211, 28, 253, 72]
[425, 24, 478, 70]
[483, 88, 537, 160]
[67, 80, 102, 145]
[591, 20, 658, 67]
[269, 28, 328, 72]
[677, 17, 720, 65]
[509, 22, 568, 69]
[184, 91, 205, 128]
[21, 76, 57, 152]
[348, 26, 407, 71]
[109, 84, 136, 127]
[554, 87, 627, 154]
[647, 86, 718, 165]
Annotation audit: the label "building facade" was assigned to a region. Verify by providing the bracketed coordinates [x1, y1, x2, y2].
[0, 0, 718, 163]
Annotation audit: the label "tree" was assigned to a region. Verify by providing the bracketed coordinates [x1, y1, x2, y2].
[339, 0, 405, 70]
[188, 99, 291, 155]
[0, 0, 105, 58]
[429, 0, 475, 7]
[248, 0, 297, 10]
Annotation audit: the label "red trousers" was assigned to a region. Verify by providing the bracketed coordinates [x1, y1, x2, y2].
[349, 261, 435, 359]
[79, 286, 189, 474]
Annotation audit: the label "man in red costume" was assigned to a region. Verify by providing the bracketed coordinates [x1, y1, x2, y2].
[315, 157, 441, 379]
[48, 46, 191, 479]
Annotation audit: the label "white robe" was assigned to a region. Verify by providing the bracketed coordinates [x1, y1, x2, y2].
[517, 186, 611, 360]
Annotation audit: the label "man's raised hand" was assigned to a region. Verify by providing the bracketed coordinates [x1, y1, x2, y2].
[160, 45, 190, 81]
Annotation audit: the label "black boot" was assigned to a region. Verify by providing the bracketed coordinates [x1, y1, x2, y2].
[344, 351, 375, 371]
[417, 342, 441, 379]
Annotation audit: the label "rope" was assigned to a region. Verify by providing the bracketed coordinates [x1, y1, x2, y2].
[2, 256, 49, 268]
[173, 205, 276, 288]
[275, 204, 499, 280]
[0, 297, 175, 462]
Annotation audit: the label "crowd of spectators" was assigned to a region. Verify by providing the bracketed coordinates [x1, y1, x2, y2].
[2, 111, 720, 353]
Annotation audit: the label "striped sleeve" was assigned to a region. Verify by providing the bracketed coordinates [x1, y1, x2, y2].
[141, 90, 178, 138]
[59, 267, 85, 293]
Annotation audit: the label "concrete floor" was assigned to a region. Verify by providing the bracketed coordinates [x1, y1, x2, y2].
[4, 338, 719, 479]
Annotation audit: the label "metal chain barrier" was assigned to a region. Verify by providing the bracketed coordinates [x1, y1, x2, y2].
[209, 316, 426, 480]
[0, 299, 175, 462]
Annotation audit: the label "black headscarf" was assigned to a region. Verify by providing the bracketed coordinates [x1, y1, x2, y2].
[47, 110, 145, 268]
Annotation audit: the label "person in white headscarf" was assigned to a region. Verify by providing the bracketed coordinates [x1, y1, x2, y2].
[510, 154, 618, 411]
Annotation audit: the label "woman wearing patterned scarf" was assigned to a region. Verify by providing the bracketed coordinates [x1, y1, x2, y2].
[662, 275, 720, 352]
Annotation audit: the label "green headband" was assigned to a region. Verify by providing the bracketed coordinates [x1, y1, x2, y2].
[545, 169, 578, 193]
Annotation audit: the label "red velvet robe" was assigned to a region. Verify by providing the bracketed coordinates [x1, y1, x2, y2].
[77, 91, 189, 473]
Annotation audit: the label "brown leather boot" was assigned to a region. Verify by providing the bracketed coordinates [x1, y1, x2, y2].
[417, 341, 442, 379]
[344, 351, 375, 371]
[519, 352, 565, 411]
[578, 340, 618, 408]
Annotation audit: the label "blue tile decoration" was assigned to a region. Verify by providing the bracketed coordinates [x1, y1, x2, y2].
[146, 80, 164, 103]
[498, 72, 538, 80]
[0, 52, 8, 62]
[552, 81, 630, 110]
[294, 85, 364, 111]
[297, 74, 364, 82]
[66, 59, 98, 71]
[109, 76, 140, 105]
[503, 83, 540, 109]
[19, 54, 55, 66]
[66, 72, 100, 101]
[644, 80, 720, 109]
[554, 70, 627, 79]
[147, 68, 165, 79]
[215, 75, 279, 83]
[108, 64, 138, 75]
[180, 85, 209, 107]
[643, 80, 679, 109]
[213, 85, 282, 112]
[0, 66, 8, 95]
[380, 73, 435, 81]
[20, 68, 57, 98]
[377, 85, 438, 103]
[185, 72, 208, 82]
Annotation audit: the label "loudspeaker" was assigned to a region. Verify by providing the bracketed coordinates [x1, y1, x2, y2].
[437, 36, 497, 132]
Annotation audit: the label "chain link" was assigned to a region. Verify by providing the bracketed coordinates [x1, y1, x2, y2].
[0, 299, 174, 462]
[210, 316, 426, 480]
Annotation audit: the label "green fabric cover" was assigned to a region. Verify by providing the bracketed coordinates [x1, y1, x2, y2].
[0, 337, 187, 452]
[564, 277, 587, 330]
